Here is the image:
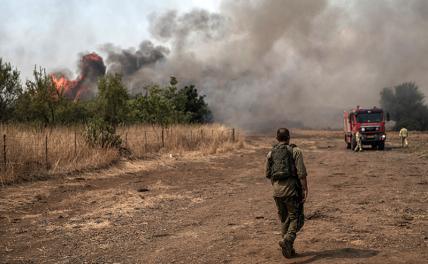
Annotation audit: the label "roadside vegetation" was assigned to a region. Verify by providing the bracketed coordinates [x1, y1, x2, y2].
[0, 58, 242, 185]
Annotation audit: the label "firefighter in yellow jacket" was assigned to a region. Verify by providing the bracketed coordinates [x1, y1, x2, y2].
[399, 127, 408, 148]
[354, 131, 363, 152]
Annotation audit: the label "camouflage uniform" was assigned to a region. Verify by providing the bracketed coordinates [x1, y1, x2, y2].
[354, 131, 363, 152]
[266, 143, 307, 249]
[399, 128, 408, 148]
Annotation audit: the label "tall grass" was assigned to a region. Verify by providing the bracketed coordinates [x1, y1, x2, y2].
[0, 124, 243, 185]
[117, 124, 243, 157]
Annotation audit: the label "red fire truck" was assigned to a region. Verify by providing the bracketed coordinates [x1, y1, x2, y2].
[344, 106, 387, 150]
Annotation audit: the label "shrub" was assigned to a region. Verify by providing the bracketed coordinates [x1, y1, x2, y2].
[83, 118, 122, 148]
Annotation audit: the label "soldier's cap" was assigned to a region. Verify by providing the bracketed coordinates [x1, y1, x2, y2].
[276, 128, 290, 142]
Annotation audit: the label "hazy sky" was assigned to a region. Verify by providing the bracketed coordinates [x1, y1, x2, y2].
[2, 0, 428, 129]
[0, 0, 220, 80]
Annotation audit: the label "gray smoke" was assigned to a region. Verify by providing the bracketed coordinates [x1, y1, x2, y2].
[101, 0, 428, 131]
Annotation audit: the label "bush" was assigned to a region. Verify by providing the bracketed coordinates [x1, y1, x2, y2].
[83, 118, 122, 148]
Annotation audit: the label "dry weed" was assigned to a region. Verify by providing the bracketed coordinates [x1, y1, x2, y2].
[0, 124, 244, 184]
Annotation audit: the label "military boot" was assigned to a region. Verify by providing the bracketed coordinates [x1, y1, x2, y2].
[279, 240, 293, 258]
[291, 248, 296, 257]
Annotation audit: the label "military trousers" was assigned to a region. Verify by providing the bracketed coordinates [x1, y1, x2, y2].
[274, 196, 299, 244]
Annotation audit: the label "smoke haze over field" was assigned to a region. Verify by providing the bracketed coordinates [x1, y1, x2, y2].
[2, 0, 428, 130]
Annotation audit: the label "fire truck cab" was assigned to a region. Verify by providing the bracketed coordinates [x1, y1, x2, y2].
[344, 106, 387, 150]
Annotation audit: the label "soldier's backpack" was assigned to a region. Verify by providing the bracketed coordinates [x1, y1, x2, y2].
[270, 143, 295, 181]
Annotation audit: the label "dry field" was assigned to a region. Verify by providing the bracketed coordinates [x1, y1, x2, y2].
[0, 129, 427, 263]
[0, 124, 242, 184]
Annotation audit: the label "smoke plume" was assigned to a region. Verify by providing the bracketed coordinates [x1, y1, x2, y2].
[38, 0, 427, 131]
[96, 0, 428, 130]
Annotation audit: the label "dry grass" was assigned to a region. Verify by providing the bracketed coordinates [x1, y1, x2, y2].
[0, 124, 244, 185]
[117, 124, 244, 157]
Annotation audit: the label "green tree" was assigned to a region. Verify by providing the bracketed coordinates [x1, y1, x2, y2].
[96, 74, 129, 126]
[178, 85, 212, 123]
[55, 100, 90, 124]
[130, 85, 180, 127]
[129, 81, 212, 126]
[0, 58, 22, 122]
[380, 82, 428, 130]
[83, 74, 128, 148]
[14, 67, 60, 125]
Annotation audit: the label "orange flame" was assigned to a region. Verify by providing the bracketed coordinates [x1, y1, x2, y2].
[50, 52, 105, 101]
[51, 74, 78, 96]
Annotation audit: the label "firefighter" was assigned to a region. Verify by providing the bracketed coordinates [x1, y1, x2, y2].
[354, 131, 363, 152]
[399, 127, 409, 148]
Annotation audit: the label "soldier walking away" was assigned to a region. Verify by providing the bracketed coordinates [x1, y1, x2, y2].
[399, 127, 409, 148]
[354, 131, 363, 152]
[265, 128, 308, 258]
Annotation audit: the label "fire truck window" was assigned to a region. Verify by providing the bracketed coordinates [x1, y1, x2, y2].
[356, 113, 383, 123]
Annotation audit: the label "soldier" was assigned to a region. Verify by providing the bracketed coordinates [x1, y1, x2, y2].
[354, 131, 363, 152]
[399, 127, 408, 148]
[266, 128, 308, 258]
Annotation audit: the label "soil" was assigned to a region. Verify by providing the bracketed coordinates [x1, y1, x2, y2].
[1, 130, 427, 263]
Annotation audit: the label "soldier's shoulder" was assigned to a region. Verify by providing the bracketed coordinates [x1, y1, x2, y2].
[291, 145, 304, 155]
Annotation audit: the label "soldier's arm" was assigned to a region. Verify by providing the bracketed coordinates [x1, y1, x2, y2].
[265, 151, 272, 179]
[293, 147, 309, 202]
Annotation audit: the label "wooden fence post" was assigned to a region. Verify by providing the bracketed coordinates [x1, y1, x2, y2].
[232, 128, 235, 142]
[161, 128, 165, 148]
[144, 131, 147, 152]
[3, 134, 6, 171]
[74, 130, 77, 157]
[45, 134, 48, 170]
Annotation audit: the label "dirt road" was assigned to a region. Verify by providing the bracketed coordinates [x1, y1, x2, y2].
[1, 131, 427, 263]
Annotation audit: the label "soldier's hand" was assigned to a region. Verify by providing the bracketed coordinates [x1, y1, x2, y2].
[302, 189, 308, 203]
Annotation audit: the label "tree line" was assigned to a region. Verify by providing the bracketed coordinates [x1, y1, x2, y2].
[380, 82, 428, 130]
[0, 58, 212, 128]
[2, 57, 428, 133]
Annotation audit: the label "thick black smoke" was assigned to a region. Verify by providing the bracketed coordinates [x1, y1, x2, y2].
[102, 41, 169, 76]
[76, 52, 106, 99]
[99, 0, 428, 131]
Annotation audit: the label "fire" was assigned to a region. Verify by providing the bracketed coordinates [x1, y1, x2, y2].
[51, 52, 106, 101]
[51, 74, 79, 98]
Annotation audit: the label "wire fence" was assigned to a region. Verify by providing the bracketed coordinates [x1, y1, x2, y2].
[118, 126, 238, 156]
[0, 125, 239, 184]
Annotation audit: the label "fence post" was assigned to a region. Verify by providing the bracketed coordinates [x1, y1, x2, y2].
[74, 130, 77, 157]
[144, 131, 147, 152]
[45, 134, 48, 170]
[232, 128, 235, 142]
[161, 128, 165, 148]
[3, 134, 6, 171]
[125, 132, 128, 148]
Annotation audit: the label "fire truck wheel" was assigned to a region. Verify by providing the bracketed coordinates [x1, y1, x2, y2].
[378, 142, 385, 150]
